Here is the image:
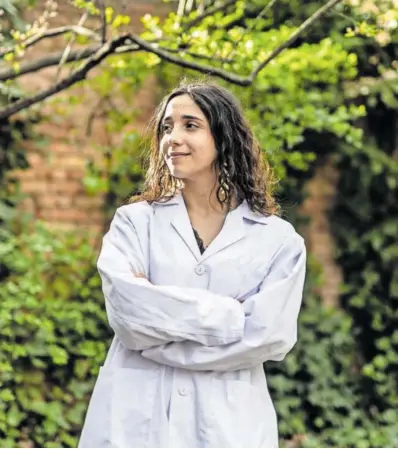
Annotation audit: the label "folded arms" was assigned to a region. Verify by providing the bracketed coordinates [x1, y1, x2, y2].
[98, 207, 306, 370]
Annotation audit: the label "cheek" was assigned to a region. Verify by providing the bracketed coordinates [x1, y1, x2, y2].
[159, 138, 168, 156]
[194, 133, 216, 157]
[206, 138, 217, 162]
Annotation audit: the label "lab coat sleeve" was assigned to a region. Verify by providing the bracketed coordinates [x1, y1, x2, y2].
[141, 233, 306, 371]
[98, 207, 245, 351]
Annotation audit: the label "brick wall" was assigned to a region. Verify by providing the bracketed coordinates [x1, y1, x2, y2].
[300, 156, 343, 307]
[12, 0, 168, 236]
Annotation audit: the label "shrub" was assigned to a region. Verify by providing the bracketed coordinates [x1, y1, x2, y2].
[0, 222, 111, 448]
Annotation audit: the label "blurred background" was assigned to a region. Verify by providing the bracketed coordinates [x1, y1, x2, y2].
[0, 0, 397, 447]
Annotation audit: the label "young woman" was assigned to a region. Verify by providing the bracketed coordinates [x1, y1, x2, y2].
[78, 80, 306, 448]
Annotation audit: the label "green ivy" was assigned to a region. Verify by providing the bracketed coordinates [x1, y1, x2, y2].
[332, 141, 398, 409]
[0, 222, 111, 447]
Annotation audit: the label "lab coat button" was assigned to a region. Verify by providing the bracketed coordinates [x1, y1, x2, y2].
[178, 387, 188, 396]
[195, 265, 206, 275]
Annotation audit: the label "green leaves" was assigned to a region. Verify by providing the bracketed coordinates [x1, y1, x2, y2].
[0, 222, 111, 447]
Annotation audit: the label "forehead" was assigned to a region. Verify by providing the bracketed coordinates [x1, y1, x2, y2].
[163, 94, 205, 120]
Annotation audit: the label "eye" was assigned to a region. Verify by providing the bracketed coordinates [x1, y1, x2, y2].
[161, 123, 172, 134]
[186, 122, 198, 130]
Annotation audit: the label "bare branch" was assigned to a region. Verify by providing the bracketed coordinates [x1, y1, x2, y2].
[86, 95, 107, 136]
[248, 0, 279, 31]
[177, 0, 187, 17]
[0, 35, 130, 120]
[0, 45, 102, 82]
[173, 49, 234, 64]
[117, 42, 234, 64]
[56, 12, 89, 80]
[96, 0, 107, 43]
[0, 38, 167, 82]
[184, 0, 237, 29]
[185, 0, 195, 14]
[0, 25, 99, 59]
[123, 34, 250, 84]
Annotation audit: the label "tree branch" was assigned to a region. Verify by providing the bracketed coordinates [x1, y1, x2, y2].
[185, 0, 195, 14]
[0, 25, 99, 59]
[0, 0, 345, 119]
[0, 35, 130, 120]
[177, 0, 187, 17]
[248, 0, 279, 31]
[55, 12, 89, 80]
[184, 0, 237, 29]
[0, 36, 169, 82]
[117, 42, 234, 64]
[96, 0, 107, 43]
[123, 33, 251, 84]
[0, 45, 101, 82]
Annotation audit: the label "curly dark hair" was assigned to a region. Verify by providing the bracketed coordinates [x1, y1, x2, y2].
[129, 79, 280, 216]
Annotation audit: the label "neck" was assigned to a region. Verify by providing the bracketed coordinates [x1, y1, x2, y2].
[181, 177, 224, 216]
[180, 175, 236, 216]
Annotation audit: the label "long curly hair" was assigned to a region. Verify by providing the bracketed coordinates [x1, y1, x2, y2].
[129, 79, 280, 216]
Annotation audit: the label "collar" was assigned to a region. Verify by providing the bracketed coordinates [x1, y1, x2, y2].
[153, 191, 269, 224]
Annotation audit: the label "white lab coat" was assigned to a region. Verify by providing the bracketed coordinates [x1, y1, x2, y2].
[78, 192, 306, 448]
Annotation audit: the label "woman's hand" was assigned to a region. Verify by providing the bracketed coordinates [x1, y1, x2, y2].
[132, 270, 147, 279]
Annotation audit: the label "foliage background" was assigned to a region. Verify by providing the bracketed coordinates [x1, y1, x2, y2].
[0, 0, 397, 447]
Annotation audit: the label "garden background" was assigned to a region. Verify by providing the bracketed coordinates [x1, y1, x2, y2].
[0, 0, 397, 447]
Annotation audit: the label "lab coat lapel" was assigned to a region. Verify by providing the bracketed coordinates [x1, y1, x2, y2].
[199, 206, 246, 262]
[168, 194, 202, 261]
[159, 193, 268, 263]
[200, 200, 269, 261]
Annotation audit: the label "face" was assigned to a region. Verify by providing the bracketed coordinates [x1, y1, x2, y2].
[159, 94, 217, 182]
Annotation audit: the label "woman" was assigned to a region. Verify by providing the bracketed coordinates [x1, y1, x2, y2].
[78, 80, 306, 448]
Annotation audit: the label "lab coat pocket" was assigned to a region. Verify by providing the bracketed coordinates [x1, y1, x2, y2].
[78, 366, 158, 448]
[111, 367, 158, 448]
[207, 379, 277, 448]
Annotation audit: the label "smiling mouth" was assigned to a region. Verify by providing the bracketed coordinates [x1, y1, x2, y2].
[169, 153, 191, 158]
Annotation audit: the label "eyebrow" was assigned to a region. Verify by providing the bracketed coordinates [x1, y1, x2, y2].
[163, 114, 205, 123]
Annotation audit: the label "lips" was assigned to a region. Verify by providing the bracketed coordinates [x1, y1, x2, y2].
[169, 152, 190, 158]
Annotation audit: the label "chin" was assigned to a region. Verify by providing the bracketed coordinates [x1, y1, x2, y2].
[169, 168, 189, 179]
[168, 165, 197, 179]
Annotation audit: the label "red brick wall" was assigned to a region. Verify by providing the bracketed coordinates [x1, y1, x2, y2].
[12, 0, 168, 236]
[300, 156, 343, 307]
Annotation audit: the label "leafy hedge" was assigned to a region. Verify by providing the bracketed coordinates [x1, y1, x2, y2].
[0, 223, 110, 447]
[329, 141, 398, 443]
[0, 108, 31, 283]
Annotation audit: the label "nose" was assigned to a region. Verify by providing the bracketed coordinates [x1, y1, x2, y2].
[168, 126, 183, 146]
